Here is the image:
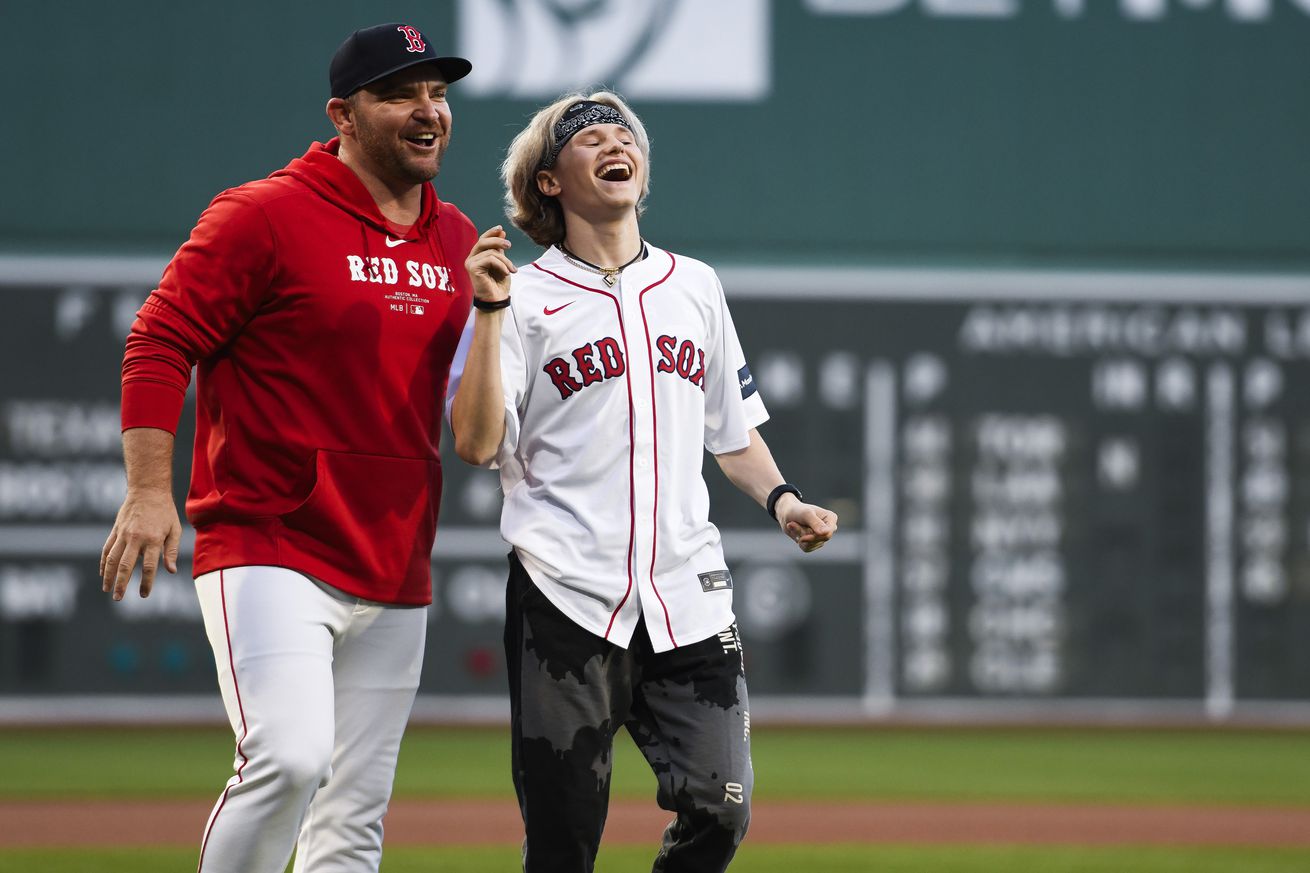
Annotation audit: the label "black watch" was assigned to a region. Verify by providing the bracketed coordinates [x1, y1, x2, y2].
[473, 296, 511, 313]
[766, 484, 803, 520]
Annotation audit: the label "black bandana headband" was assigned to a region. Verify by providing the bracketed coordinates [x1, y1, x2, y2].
[540, 101, 632, 170]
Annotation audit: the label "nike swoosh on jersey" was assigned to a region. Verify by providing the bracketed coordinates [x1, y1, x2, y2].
[544, 302, 575, 316]
[385, 237, 408, 248]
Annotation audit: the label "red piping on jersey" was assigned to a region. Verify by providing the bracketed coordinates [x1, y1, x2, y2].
[197, 570, 250, 872]
[637, 253, 679, 648]
[531, 262, 639, 640]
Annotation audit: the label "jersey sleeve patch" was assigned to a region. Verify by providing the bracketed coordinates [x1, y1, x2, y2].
[737, 364, 757, 400]
[698, 569, 733, 592]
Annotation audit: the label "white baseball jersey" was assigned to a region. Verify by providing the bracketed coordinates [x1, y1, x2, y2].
[448, 244, 767, 652]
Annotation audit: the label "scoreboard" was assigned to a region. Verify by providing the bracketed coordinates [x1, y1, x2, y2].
[3, 258, 1309, 722]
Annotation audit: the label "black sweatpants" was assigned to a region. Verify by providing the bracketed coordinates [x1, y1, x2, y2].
[504, 553, 753, 873]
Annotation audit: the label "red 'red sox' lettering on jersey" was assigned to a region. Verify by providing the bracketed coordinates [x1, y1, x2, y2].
[655, 335, 706, 390]
[346, 255, 453, 292]
[543, 336, 625, 399]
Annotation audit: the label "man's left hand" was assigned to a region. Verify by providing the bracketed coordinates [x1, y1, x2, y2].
[775, 496, 838, 553]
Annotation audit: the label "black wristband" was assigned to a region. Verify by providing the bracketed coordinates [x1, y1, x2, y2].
[473, 296, 511, 312]
[766, 484, 803, 520]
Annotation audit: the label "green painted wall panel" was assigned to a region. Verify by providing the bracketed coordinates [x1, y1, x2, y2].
[1, 2, 1307, 266]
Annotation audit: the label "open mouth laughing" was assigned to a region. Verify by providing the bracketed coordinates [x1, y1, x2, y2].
[596, 160, 632, 182]
[405, 132, 438, 150]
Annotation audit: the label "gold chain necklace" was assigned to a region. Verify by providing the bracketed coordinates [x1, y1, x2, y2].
[559, 242, 647, 287]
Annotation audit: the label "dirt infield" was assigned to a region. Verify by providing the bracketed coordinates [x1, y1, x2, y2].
[2, 798, 1309, 848]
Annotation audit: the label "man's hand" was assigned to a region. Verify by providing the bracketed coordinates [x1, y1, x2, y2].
[465, 225, 516, 303]
[774, 494, 838, 553]
[101, 487, 182, 600]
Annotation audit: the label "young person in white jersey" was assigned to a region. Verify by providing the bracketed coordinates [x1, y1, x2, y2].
[448, 92, 838, 873]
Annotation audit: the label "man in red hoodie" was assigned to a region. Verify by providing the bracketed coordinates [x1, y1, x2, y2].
[99, 23, 477, 873]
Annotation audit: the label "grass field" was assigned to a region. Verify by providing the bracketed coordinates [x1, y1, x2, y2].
[3, 725, 1310, 872]
[5, 724, 1310, 805]
[4, 845, 1310, 873]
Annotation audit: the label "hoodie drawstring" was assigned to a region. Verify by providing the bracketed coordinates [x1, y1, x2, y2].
[428, 221, 452, 290]
[360, 222, 377, 281]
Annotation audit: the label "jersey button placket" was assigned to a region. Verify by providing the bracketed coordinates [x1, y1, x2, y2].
[620, 276, 658, 620]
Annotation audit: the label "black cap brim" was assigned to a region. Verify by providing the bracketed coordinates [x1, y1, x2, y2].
[351, 56, 471, 95]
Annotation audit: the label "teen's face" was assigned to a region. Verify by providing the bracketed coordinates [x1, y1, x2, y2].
[349, 67, 451, 185]
[538, 122, 644, 219]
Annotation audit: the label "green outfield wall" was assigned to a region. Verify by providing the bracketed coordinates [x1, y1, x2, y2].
[4, 263, 1310, 723]
[3, 2, 1309, 723]
[1, 0, 1308, 267]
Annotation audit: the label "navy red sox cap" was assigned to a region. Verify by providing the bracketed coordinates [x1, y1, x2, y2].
[329, 23, 472, 98]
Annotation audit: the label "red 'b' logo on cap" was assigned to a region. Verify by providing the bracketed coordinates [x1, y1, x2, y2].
[397, 25, 426, 53]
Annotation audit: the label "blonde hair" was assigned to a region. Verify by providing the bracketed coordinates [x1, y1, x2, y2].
[501, 90, 652, 248]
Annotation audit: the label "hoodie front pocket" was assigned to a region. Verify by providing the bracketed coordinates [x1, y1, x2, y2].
[281, 449, 441, 587]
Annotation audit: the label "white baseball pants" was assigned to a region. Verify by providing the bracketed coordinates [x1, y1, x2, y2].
[193, 566, 426, 873]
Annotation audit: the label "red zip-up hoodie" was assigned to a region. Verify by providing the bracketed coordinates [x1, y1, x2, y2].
[121, 139, 476, 604]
